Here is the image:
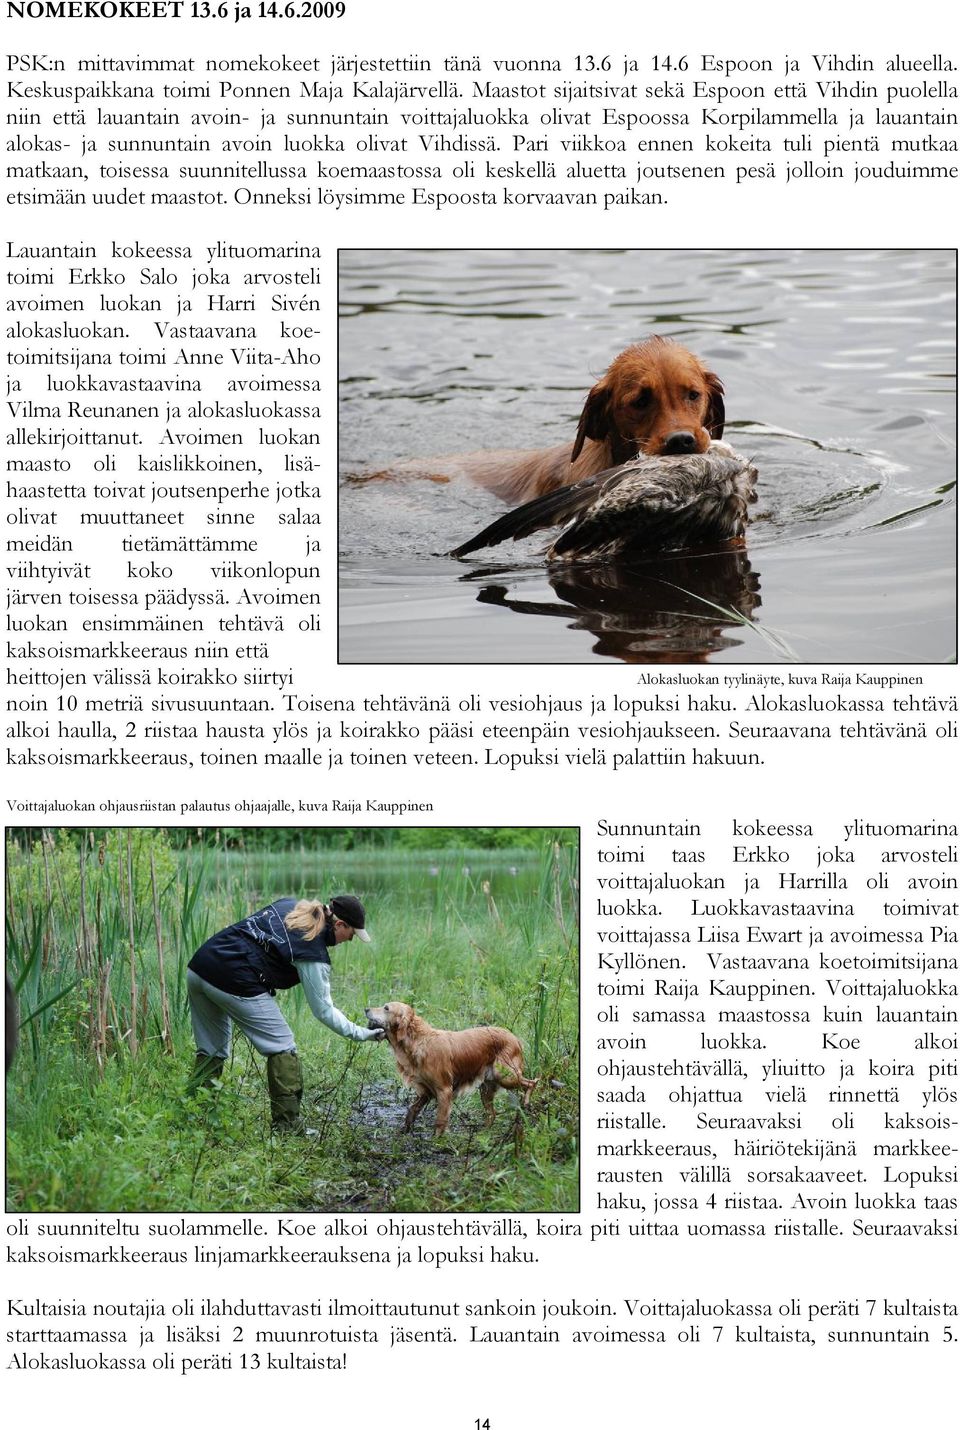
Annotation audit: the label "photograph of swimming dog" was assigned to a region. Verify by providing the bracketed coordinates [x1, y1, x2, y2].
[339, 248, 956, 664]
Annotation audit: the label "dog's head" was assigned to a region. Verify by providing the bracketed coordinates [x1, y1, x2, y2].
[365, 1002, 416, 1044]
[572, 338, 725, 464]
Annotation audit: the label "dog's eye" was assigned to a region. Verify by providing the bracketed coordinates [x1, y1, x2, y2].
[687, 390, 701, 402]
[632, 387, 653, 409]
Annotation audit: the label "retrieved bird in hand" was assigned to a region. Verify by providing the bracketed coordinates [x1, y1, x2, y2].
[451, 442, 758, 562]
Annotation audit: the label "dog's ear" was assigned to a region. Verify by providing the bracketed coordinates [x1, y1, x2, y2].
[571, 378, 612, 461]
[704, 370, 725, 440]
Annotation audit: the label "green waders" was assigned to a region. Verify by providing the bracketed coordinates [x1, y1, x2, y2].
[187, 1052, 225, 1093]
[266, 1050, 304, 1130]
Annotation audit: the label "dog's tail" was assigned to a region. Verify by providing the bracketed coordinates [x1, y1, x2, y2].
[498, 1056, 538, 1107]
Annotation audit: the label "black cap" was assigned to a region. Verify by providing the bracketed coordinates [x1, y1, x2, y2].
[329, 894, 370, 942]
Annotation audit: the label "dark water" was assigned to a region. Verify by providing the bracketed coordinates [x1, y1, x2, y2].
[339, 249, 956, 664]
[219, 847, 544, 911]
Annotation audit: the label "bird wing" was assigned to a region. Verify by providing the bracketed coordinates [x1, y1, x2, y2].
[450, 464, 629, 558]
[549, 456, 756, 557]
[548, 483, 693, 557]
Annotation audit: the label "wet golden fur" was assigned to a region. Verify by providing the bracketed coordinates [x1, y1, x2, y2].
[355, 338, 725, 504]
[365, 1001, 536, 1135]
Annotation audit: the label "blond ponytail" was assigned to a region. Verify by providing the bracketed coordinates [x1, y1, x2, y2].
[283, 899, 328, 942]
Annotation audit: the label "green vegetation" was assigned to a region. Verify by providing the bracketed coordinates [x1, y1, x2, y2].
[6, 828, 579, 1213]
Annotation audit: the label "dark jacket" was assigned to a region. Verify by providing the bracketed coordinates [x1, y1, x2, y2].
[189, 899, 332, 997]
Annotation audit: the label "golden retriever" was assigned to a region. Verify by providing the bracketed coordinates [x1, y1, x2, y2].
[365, 1001, 536, 1135]
[354, 338, 725, 504]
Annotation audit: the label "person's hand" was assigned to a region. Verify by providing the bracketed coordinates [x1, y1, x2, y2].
[367, 1028, 386, 1041]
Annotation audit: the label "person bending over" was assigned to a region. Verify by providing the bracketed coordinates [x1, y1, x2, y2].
[186, 894, 382, 1129]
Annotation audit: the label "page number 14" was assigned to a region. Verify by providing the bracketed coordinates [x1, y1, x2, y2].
[474, 1421, 491, 1430]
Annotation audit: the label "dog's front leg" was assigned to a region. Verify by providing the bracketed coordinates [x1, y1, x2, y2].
[434, 1087, 454, 1136]
[404, 1089, 431, 1132]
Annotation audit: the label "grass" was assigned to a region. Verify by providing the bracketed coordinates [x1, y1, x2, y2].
[5, 830, 579, 1213]
[653, 576, 800, 662]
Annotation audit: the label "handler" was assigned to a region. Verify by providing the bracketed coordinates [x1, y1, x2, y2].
[186, 895, 383, 1129]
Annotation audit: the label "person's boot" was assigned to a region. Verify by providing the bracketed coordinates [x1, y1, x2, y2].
[187, 1052, 225, 1093]
[266, 1050, 304, 1131]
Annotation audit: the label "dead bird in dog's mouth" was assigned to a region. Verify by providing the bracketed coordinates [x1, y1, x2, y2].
[450, 442, 758, 562]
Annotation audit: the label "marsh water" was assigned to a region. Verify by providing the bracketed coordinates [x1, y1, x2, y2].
[339, 249, 956, 664]
[210, 845, 545, 911]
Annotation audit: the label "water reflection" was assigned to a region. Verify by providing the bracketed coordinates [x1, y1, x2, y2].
[466, 548, 763, 663]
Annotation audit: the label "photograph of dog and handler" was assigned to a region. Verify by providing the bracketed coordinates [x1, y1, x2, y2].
[6, 827, 579, 1213]
[187, 892, 536, 1135]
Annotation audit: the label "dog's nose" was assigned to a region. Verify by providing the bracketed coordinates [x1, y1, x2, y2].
[660, 430, 699, 455]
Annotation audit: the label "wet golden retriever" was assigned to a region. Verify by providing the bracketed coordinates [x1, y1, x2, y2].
[365, 1001, 536, 1135]
[354, 338, 725, 504]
